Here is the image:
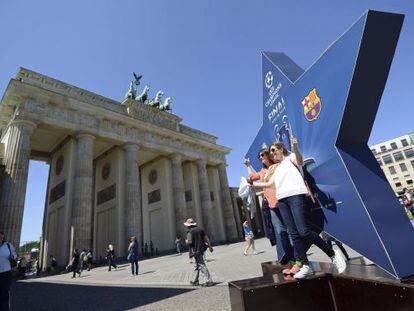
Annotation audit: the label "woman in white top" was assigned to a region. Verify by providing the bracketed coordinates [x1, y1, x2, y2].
[0, 231, 17, 311]
[252, 138, 346, 279]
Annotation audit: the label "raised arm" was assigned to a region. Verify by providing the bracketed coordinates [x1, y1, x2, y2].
[291, 136, 303, 166]
[243, 158, 261, 180]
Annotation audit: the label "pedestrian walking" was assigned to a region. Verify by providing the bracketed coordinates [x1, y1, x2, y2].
[150, 241, 154, 257]
[86, 250, 93, 271]
[128, 236, 139, 276]
[184, 218, 214, 287]
[17, 257, 27, 278]
[242, 221, 257, 255]
[144, 242, 148, 257]
[175, 236, 181, 254]
[106, 244, 117, 271]
[79, 249, 87, 272]
[0, 231, 17, 311]
[70, 249, 81, 278]
[49, 255, 58, 273]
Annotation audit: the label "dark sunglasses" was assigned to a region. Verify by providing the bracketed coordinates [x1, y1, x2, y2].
[259, 153, 266, 158]
[270, 147, 281, 153]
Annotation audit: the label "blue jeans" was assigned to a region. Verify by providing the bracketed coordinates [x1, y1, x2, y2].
[278, 194, 334, 265]
[270, 207, 294, 263]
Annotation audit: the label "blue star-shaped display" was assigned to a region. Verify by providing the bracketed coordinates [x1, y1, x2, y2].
[246, 11, 414, 279]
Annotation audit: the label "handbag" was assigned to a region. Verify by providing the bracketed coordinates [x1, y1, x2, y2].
[127, 253, 132, 262]
[7, 243, 17, 268]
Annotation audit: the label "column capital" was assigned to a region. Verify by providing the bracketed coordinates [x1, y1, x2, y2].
[123, 143, 140, 151]
[196, 158, 207, 166]
[76, 133, 95, 141]
[169, 153, 183, 165]
[10, 119, 37, 134]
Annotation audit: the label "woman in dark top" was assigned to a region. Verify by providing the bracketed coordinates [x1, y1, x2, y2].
[128, 236, 139, 276]
[71, 249, 81, 278]
[106, 244, 117, 271]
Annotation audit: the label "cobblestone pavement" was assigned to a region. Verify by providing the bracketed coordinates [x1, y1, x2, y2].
[12, 238, 361, 310]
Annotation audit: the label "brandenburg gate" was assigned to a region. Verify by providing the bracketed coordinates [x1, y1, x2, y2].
[0, 68, 239, 266]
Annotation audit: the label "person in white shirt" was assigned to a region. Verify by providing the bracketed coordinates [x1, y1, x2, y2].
[0, 231, 17, 311]
[251, 138, 346, 279]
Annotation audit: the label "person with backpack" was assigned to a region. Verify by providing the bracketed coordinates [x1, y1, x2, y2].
[127, 236, 139, 276]
[0, 231, 17, 311]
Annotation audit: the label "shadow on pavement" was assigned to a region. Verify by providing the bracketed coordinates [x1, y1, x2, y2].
[11, 281, 194, 311]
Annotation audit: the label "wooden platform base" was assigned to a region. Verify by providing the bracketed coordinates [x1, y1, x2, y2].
[228, 261, 414, 311]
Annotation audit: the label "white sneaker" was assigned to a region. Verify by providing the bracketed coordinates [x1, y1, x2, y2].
[293, 265, 313, 279]
[331, 249, 346, 274]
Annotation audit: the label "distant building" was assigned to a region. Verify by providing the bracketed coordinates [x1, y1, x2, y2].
[370, 133, 414, 194]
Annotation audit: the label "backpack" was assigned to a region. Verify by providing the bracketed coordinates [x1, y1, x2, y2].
[83, 255, 88, 262]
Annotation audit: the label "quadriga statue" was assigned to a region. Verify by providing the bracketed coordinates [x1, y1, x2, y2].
[148, 90, 164, 108]
[159, 97, 172, 111]
[136, 85, 150, 103]
[124, 81, 136, 100]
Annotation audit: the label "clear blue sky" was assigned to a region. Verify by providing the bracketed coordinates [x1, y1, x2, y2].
[1, 1, 412, 243]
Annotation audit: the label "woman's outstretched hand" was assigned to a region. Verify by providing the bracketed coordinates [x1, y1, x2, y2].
[243, 158, 251, 167]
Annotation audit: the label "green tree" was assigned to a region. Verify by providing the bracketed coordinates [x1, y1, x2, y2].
[19, 241, 40, 255]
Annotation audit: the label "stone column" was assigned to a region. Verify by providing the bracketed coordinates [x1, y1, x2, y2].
[218, 163, 238, 241]
[71, 134, 95, 250]
[124, 144, 142, 244]
[170, 154, 187, 238]
[196, 159, 214, 235]
[0, 120, 36, 248]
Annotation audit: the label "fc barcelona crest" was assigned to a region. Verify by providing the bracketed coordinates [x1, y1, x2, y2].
[302, 88, 322, 121]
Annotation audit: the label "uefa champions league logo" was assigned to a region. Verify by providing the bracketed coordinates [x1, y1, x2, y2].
[265, 71, 273, 89]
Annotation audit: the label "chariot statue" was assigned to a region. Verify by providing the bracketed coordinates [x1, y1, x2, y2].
[148, 90, 164, 108]
[136, 85, 150, 102]
[124, 81, 136, 100]
[159, 97, 172, 111]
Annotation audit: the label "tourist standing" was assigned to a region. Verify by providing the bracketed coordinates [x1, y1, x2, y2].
[70, 249, 81, 278]
[184, 218, 214, 287]
[128, 236, 139, 276]
[244, 148, 294, 264]
[242, 221, 257, 255]
[402, 188, 414, 214]
[0, 231, 17, 311]
[252, 138, 346, 278]
[106, 244, 117, 271]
